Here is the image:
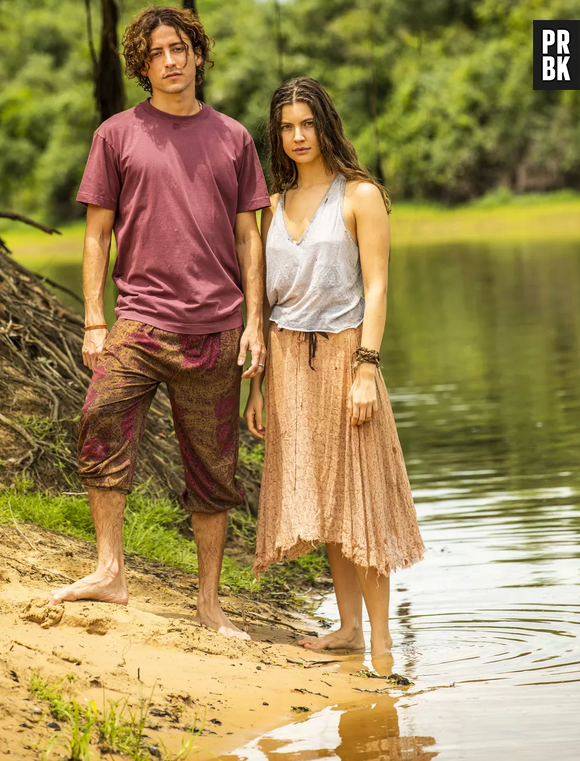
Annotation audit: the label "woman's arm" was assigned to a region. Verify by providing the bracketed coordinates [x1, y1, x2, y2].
[347, 182, 390, 426]
[244, 195, 279, 438]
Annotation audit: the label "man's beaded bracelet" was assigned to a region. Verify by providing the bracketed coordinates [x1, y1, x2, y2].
[353, 347, 381, 371]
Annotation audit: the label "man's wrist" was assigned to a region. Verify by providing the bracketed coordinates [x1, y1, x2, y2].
[244, 316, 264, 334]
[84, 313, 106, 326]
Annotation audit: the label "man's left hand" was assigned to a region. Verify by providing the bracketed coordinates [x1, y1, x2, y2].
[237, 326, 266, 378]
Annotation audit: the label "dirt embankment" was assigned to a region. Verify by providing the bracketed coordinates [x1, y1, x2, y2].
[0, 523, 374, 760]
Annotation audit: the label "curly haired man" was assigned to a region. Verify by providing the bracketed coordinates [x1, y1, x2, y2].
[48, 7, 270, 641]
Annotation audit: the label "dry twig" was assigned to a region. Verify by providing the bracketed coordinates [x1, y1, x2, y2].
[7, 499, 37, 552]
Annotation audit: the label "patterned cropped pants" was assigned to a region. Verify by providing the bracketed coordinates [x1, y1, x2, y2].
[78, 319, 245, 514]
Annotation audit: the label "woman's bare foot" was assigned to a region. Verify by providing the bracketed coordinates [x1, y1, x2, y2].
[370, 632, 393, 656]
[196, 603, 251, 641]
[370, 653, 395, 676]
[297, 626, 365, 652]
[48, 568, 128, 606]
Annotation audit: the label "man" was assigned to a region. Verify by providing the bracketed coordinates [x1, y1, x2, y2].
[48, 7, 270, 641]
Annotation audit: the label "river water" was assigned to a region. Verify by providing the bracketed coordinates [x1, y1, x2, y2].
[12, 234, 580, 760]
[225, 239, 580, 761]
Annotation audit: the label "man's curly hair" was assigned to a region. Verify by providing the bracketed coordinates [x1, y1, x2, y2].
[122, 6, 214, 93]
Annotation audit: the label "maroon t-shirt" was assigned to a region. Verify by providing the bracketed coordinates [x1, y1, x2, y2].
[77, 99, 270, 334]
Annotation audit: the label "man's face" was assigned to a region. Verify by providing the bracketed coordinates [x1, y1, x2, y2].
[143, 24, 201, 96]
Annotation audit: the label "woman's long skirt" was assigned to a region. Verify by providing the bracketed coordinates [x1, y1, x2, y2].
[253, 325, 425, 578]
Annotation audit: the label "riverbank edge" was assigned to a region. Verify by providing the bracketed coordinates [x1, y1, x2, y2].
[3, 191, 580, 252]
[0, 522, 374, 761]
[0, 490, 330, 602]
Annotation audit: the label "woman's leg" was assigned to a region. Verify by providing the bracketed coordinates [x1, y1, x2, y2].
[354, 566, 392, 656]
[298, 543, 365, 650]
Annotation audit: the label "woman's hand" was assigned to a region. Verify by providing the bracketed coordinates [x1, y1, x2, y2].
[244, 389, 265, 439]
[347, 364, 378, 426]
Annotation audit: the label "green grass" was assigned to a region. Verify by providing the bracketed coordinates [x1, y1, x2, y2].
[237, 441, 265, 469]
[30, 672, 76, 722]
[5, 189, 580, 267]
[0, 485, 329, 598]
[29, 674, 204, 761]
[391, 189, 580, 245]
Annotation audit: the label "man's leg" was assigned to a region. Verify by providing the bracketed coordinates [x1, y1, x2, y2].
[191, 511, 249, 640]
[49, 488, 127, 604]
[48, 320, 163, 605]
[168, 327, 248, 640]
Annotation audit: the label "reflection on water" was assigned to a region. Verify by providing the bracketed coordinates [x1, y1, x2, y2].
[230, 654, 437, 761]
[225, 240, 580, 761]
[230, 701, 437, 761]
[15, 239, 580, 759]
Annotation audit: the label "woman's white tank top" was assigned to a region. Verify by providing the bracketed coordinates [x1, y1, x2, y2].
[266, 173, 365, 333]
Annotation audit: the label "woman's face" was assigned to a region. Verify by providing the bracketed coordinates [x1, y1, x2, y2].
[280, 102, 321, 165]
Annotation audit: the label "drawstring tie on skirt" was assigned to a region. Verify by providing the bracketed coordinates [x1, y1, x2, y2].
[277, 327, 329, 370]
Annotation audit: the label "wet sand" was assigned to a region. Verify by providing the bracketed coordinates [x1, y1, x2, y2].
[0, 524, 398, 759]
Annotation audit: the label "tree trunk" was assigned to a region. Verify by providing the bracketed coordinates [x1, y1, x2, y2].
[96, 0, 126, 123]
[183, 0, 205, 103]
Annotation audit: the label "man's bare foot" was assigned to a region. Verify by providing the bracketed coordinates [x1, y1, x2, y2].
[196, 603, 251, 641]
[297, 626, 365, 652]
[48, 568, 128, 606]
[370, 632, 393, 656]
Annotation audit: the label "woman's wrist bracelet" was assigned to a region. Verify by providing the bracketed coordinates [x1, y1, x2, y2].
[353, 346, 381, 371]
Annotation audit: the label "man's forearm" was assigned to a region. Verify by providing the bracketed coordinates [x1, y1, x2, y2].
[83, 232, 111, 326]
[237, 230, 264, 329]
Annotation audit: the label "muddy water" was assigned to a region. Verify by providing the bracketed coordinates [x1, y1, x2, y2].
[13, 236, 580, 759]
[225, 240, 580, 760]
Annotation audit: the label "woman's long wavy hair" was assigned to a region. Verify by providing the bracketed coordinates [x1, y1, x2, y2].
[268, 77, 390, 212]
[123, 6, 214, 94]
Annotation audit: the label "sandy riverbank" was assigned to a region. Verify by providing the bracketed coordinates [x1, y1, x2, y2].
[0, 524, 388, 759]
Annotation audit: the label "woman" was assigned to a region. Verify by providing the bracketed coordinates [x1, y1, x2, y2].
[244, 78, 425, 656]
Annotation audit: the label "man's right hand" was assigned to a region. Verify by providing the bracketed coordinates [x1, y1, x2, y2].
[82, 328, 108, 371]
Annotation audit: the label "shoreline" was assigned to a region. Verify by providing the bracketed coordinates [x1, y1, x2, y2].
[3, 193, 580, 258]
[0, 522, 386, 760]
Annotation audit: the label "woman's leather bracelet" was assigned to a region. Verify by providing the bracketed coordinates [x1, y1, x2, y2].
[353, 347, 381, 371]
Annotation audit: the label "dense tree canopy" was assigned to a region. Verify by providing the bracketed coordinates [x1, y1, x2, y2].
[0, 0, 579, 220]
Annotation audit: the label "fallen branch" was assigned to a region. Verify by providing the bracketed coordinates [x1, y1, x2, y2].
[0, 554, 75, 582]
[0, 211, 61, 236]
[7, 499, 37, 552]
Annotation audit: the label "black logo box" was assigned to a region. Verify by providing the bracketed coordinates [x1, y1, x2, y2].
[533, 20, 579, 90]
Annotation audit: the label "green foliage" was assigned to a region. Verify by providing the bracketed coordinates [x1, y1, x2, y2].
[97, 689, 153, 761]
[0, 0, 96, 221]
[0, 488, 329, 596]
[30, 672, 75, 722]
[66, 700, 99, 761]
[1, 0, 580, 220]
[238, 441, 265, 470]
[30, 675, 203, 760]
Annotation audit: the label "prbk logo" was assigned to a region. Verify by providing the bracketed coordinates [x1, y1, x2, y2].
[533, 21, 579, 90]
